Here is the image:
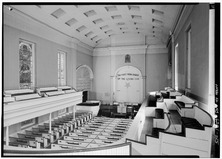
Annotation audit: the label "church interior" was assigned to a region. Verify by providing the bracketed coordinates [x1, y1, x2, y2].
[2, 3, 220, 157]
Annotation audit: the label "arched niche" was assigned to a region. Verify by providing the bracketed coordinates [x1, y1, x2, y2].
[76, 65, 93, 92]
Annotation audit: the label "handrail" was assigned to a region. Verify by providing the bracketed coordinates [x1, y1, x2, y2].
[164, 113, 171, 131]
[4, 142, 131, 155]
[193, 105, 213, 127]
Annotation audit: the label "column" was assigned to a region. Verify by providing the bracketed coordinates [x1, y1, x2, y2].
[209, 3, 215, 117]
[73, 105, 75, 119]
[6, 126, 9, 146]
[49, 113, 52, 133]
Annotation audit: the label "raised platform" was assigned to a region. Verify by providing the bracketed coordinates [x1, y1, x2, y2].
[76, 101, 101, 117]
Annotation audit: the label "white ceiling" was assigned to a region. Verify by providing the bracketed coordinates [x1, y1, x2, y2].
[9, 4, 182, 48]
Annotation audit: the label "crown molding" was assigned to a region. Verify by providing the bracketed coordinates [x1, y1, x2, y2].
[93, 45, 147, 56]
[93, 44, 168, 56]
[173, 5, 195, 40]
[109, 45, 148, 51]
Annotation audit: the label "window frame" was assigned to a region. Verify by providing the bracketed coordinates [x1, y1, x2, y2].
[186, 26, 191, 90]
[58, 50, 67, 86]
[19, 39, 35, 89]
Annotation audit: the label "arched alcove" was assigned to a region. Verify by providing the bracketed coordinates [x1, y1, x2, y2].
[76, 65, 93, 92]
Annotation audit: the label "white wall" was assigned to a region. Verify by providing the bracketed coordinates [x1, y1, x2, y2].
[93, 34, 168, 103]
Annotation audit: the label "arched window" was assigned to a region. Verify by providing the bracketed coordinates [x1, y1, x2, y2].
[19, 39, 35, 89]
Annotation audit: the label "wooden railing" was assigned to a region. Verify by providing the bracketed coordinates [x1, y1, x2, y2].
[4, 142, 131, 156]
[124, 96, 147, 141]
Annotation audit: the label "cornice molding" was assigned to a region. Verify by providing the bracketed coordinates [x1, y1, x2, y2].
[173, 5, 195, 40]
[93, 45, 147, 56]
[108, 45, 148, 51]
[93, 45, 167, 56]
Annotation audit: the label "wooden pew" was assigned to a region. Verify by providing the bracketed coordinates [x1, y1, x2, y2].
[9, 136, 39, 148]
[25, 130, 48, 148]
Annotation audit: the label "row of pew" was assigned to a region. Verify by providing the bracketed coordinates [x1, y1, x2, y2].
[8, 112, 93, 149]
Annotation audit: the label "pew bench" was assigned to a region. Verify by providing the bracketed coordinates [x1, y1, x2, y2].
[147, 94, 157, 107]
[153, 108, 170, 134]
[179, 105, 213, 140]
[9, 136, 39, 148]
[174, 95, 196, 117]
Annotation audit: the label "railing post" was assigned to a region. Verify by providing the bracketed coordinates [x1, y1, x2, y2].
[73, 105, 75, 119]
[49, 113, 52, 133]
[6, 126, 9, 146]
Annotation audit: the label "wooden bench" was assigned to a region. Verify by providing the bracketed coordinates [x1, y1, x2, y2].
[180, 105, 213, 140]
[173, 95, 196, 116]
[147, 94, 157, 107]
[155, 109, 164, 119]
[153, 108, 170, 133]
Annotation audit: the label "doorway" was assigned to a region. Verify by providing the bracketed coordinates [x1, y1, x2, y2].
[114, 66, 143, 103]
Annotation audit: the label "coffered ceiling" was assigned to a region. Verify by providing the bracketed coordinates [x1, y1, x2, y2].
[7, 4, 183, 48]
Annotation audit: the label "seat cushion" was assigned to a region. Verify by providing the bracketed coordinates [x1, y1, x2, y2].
[148, 95, 157, 106]
[155, 108, 164, 119]
[181, 117, 204, 130]
[174, 101, 185, 109]
[161, 92, 170, 99]
[77, 102, 99, 106]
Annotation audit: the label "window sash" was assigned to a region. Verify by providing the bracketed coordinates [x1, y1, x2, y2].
[186, 28, 191, 89]
[58, 51, 66, 86]
[19, 39, 35, 89]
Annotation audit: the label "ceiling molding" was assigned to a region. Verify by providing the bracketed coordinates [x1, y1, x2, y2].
[77, 45, 93, 56]
[108, 45, 147, 51]
[93, 45, 148, 56]
[93, 44, 168, 56]
[148, 44, 167, 49]
[173, 5, 195, 40]
[146, 48, 168, 54]
[93, 48, 110, 56]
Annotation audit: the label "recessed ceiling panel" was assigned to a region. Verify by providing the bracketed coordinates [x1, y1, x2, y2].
[65, 18, 77, 26]
[100, 25, 109, 30]
[93, 18, 104, 24]
[76, 25, 87, 32]
[105, 6, 117, 12]
[128, 5, 140, 11]
[85, 31, 94, 37]
[117, 22, 125, 26]
[111, 15, 122, 19]
[131, 15, 142, 20]
[36, 5, 41, 8]
[152, 9, 164, 16]
[152, 18, 163, 25]
[120, 27, 128, 30]
[51, 8, 66, 19]
[104, 30, 113, 34]
[91, 35, 98, 40]
[84, 10, 97, 17]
